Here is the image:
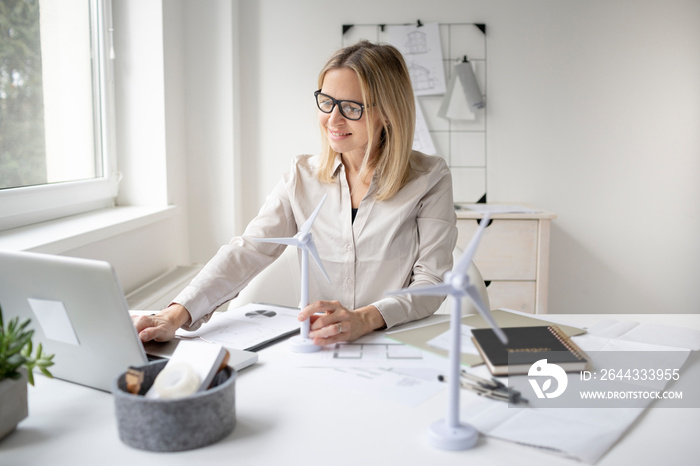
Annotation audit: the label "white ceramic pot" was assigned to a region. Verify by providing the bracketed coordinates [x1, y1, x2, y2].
[0, 368, 28, 441]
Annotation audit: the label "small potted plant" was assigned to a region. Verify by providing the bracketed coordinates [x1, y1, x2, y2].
[0, 304, 54, 440]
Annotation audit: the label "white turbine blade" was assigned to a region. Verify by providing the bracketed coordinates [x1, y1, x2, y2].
[387, 283, 455, 297]
[464, 284, 508, 344]
[305, 239, 330, 282]
[254, 237, 300, 247]
[455, 212, 491, 276]
[300, 194, 328, 235]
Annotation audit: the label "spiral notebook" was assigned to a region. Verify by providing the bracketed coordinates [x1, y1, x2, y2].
[471, 325, 591, 376]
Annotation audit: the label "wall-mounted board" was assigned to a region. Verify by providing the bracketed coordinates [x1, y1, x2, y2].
[342, 22, 487, 203]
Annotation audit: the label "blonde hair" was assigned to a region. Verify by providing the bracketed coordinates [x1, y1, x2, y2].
[316, 40, 415, 201]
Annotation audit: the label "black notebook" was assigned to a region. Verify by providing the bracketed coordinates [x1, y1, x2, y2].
[471, 325, 591, 376]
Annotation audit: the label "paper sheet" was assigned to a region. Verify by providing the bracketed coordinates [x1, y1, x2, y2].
[426, 324, 480, 355]
[461, 319, 697, 464]
[274, 332, 446, 407]
[292, 366, 444, 408]
[412, 97, 436, 155]
[175, 303, 300, 351]
[463, 401, 645, 463]
[385, 22, 446, 96]
[586, 319, 700, 350]
[283, 332, 431, 369]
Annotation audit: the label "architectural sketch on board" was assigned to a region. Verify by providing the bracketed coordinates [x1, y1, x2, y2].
[386, 22, 446, 96]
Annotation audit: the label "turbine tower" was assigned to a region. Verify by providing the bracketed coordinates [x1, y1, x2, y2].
[255, 194, 330, 352]
[388, 213, 508, 450]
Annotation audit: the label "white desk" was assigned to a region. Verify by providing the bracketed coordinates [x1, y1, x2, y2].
[2, 314, 699, 466]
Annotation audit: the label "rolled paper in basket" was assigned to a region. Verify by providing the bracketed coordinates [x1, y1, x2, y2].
[152, 362, 200, 399]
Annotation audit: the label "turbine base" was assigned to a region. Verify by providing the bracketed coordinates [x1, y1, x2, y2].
[289, 336, 321, 353]
[427, 420, 478, 450]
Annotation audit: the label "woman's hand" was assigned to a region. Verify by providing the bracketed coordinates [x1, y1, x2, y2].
[300, 300, 386, 345]
[132, 304, 191, 342]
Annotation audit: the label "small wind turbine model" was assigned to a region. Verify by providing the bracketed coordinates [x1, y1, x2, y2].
[388, 212, 508, 450]
[254, 194, 330, 353]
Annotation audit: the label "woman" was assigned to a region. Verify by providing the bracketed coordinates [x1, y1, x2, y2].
[134, 40, 457, 346]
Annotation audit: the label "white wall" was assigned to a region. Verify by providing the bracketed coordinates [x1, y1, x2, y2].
[483, 0, 700, 315]
[229, 0, 700, 315]
[62, 0, 190, 294]
[179, 0, 242, 263]
[70, 0, 698, 314]
[62, 0, 241, 292]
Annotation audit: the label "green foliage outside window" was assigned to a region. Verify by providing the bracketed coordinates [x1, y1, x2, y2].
[0, 0, 47, 189]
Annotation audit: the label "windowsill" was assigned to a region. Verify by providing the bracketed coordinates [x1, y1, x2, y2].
[0, 205, 178, 254]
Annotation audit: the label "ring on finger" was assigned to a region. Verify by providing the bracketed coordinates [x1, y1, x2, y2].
[336, 322, 342, 335]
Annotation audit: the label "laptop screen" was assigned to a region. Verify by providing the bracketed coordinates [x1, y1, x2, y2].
[0, 250, 149, 392]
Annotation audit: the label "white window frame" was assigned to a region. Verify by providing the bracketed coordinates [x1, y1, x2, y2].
[0, 0, 118, 232]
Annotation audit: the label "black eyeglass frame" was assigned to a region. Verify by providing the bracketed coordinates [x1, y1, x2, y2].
[314, 90, 365, 121]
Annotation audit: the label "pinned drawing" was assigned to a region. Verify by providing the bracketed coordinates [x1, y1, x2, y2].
[413, 97, 436, 155]
[405, 29, 429, 54]
[386, 22, 446, 96]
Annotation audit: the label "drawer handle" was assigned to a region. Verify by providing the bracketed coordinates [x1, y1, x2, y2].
[476, 218, 493, 227]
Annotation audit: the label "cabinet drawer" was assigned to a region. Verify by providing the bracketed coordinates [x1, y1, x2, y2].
[456, 219, 538, 280]
[486, 281, 536, 314]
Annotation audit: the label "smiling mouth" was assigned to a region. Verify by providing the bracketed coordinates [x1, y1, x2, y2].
[329, 130, 351, 137]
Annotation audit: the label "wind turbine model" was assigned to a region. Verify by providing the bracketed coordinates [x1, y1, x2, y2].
[388, 212, 508, 450]
[254, 194, 330, 353]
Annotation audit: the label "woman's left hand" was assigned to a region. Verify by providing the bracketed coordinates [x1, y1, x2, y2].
[299, 300, 385, 345]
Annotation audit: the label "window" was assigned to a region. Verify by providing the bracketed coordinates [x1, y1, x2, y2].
[0, 0, 117, 231]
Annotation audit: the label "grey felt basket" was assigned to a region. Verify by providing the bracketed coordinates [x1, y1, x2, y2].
[113, 359, 236, 451]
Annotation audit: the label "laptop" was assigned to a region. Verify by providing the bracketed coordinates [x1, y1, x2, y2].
[0, 250, 258, 392]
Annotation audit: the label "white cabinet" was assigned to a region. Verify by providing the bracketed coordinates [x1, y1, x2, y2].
[455, 207, 555, 313]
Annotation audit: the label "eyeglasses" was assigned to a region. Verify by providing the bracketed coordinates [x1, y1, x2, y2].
[314, 90, 365, 121]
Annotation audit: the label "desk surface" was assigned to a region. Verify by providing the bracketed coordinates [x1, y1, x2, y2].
[2, 314, 699, 466]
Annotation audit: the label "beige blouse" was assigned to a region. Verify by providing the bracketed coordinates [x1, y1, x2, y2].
[174, 151, 458, 330]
